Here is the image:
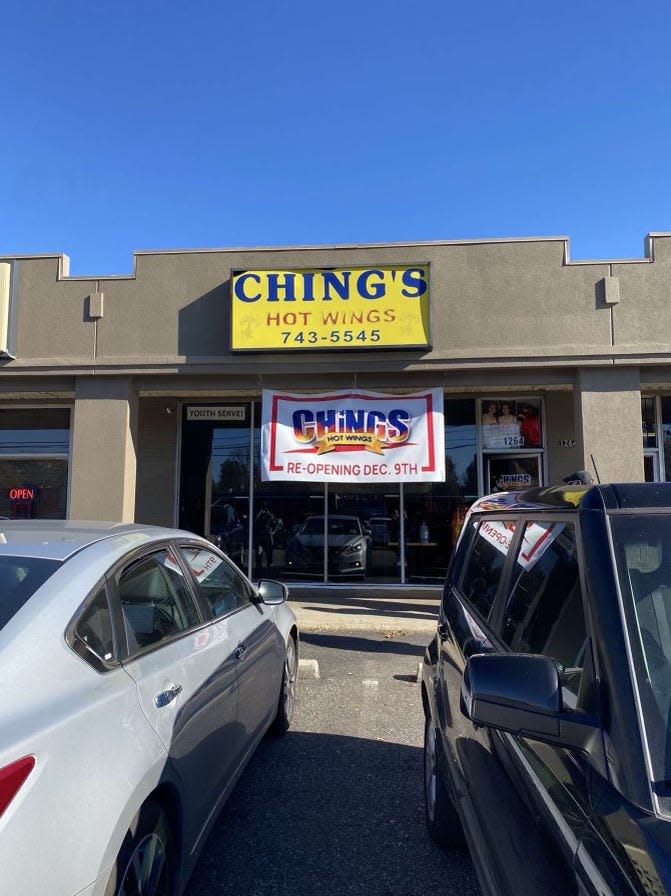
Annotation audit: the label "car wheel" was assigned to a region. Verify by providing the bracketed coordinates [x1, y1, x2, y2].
[424, 717, 465, 847]
[107, 801, 176, 896]
[272, 635, 298, 734]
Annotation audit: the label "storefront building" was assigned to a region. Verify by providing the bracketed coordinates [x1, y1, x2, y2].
[0, 233, 669, 584]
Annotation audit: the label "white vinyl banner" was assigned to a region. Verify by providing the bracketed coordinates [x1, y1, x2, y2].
[261, 389, 445, 483]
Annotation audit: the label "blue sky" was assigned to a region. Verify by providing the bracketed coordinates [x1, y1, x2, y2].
[1, 1, 670, 274]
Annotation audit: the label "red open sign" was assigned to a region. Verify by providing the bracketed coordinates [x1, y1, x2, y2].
[8, 487, 37, 502]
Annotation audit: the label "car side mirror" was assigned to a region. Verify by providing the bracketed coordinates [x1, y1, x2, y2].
[461, 653, 601, 756]
[257, 579, 289, 605]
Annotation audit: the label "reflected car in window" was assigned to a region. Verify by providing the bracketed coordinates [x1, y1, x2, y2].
[285, 514, 369, 577]
[0, 521, 298, 896]
[421, 483, 671, 896]
[367, 516, 392, 547]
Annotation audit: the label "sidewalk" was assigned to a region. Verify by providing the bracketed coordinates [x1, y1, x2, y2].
[286, 584, 442, 634]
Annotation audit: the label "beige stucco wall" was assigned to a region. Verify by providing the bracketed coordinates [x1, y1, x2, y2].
[69, 377, 137, 521]
[10, 258, 97, 363]
[7, 235, 669, 371]
[574, 368, 644, 483]
[544, 391, 580, 484]
[134, 397, 179, 525]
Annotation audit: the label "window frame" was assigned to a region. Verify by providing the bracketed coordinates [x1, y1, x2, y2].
[456, 514, 522, 623]
[107, 541, 207, 661]
[66, 581, 119, 673]
[176, 540, 256, 621]
[486, 512, 597, 715]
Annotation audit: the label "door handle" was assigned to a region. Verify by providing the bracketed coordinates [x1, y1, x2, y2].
[154, 684, 183, 708]
[235, 643, 248, 661]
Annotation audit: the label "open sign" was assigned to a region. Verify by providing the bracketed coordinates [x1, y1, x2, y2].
[8, 487, 38, 503]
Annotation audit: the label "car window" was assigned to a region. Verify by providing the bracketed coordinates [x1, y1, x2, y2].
[612, 514, 671, 781]
[501, 521, 586, 704]
[178, 544, 252, 618]
[459, 518, 517, 619]
[0, 556, 62, 630]
[72, 588, 115, 668]
[118, 551, 201, 652]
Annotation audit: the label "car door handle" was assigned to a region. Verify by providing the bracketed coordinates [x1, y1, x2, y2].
[154, 684, 183, 708]
[235, 643, 248, 661]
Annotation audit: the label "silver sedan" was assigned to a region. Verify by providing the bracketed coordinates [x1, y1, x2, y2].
[0, 520, 298, 896]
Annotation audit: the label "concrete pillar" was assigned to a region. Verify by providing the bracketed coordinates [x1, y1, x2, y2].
[69, 376, 138, 521]
[574, 367, 643, 484]
[134, 398, 179, 526]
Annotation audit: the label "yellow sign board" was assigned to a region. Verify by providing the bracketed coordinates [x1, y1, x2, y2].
[231, 265, 430, 351]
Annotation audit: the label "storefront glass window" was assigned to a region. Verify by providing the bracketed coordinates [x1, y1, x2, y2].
[178, 396, 539, 584]
[485, 455, 542, 493]
[0, 409, 71, 519]
[642, 397, 657, 449]
[446, 399, 478, 496]
[327, 482, 399, 581]
[401, 399, 478, 583]
[662, 398, 671, 482]
[0, 459, 68, 519]
[0, 408, 70, 455]
[479, 397, 542, 450]
[249, 399, 480, 584]
[252, 404, 324, 581]
[644, 455, 657, 482]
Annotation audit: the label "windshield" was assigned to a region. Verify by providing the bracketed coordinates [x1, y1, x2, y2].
[0, 556, 62, 630]
[612, 514, 671, 785]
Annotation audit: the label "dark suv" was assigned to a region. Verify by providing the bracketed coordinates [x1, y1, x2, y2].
[421, 483, 671, 896]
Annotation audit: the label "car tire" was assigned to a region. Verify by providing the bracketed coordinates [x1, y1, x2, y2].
[272, 635, 298, 734]
[106, 800, 176, 896]
[424, 717, 465, 847]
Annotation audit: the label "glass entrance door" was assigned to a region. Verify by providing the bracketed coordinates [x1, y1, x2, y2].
[179, 404, 251, 572]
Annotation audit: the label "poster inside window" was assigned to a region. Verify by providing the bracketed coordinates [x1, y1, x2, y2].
[479, 398, 542, 450]
[486, 456, 541, 493]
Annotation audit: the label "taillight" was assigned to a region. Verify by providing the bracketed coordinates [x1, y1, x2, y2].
[0, 756, 35, 816]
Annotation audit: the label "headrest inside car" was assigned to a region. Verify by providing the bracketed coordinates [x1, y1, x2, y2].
[625, 542, 663, 573]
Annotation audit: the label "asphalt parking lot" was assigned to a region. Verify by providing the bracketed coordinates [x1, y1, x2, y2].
[186, 622, 481, 896]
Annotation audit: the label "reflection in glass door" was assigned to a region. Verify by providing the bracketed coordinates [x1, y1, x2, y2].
[327, 483, 400, 583]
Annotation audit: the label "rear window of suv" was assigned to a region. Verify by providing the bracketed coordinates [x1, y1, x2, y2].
[0, 556, 62, 630]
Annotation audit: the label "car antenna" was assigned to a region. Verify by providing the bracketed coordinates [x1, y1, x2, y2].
[590, 453, 602, 484]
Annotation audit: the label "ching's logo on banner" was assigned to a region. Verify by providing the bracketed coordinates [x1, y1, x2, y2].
[261, 389, 445, 483]
[293, 406, 411, 456]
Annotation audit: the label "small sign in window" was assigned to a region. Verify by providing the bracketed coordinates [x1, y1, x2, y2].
[8, 486, 38, 503]
[186, 406, 247, 422]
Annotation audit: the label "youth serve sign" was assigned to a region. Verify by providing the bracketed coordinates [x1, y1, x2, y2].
[261, 389, 444, 483]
